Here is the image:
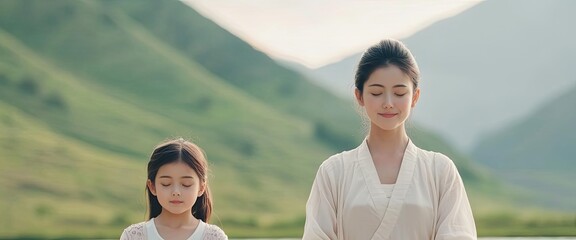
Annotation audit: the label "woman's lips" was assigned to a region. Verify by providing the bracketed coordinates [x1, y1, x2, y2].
[379, 113, 397, 118]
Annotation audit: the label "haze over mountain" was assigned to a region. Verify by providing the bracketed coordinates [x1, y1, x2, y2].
[296, 0, 576, 151]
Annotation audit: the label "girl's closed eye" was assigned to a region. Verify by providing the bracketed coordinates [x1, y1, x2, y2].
[395, 92, 407, 97]
[161, 183, 171, 187]
[371, 92, 382, 96]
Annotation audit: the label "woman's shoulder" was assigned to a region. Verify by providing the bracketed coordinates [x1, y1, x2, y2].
[203, 223, 228, 240]
[414, 144, 459, 175]
[414, 143, 452, 163]
[320, 144, 362, 169]
[120, 221, 146, 240]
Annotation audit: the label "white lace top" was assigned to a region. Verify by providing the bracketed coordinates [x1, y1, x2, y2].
[120, 219, 227, 240]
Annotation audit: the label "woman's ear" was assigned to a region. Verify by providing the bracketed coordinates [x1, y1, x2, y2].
[412, 88, 420, 108]
[355, 88, 364, 106]
[147, 179, 157, 196]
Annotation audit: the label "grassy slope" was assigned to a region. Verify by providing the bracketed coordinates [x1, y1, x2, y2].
[0, 2, 328, 236]
[0, 101, 145, 237]
[101, 0, 364, 152]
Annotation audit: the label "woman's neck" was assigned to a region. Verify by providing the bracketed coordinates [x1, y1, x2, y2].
[366, 123, 409, 155]
[155, 211, 198, 229]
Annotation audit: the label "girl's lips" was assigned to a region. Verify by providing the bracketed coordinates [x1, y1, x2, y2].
[169, 200, 183, 204]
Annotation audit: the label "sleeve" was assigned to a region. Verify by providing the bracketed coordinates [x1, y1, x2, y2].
[434, 153, 477, 240]
[119, 223, 145, 240]
[120, 229, 131, 240]
[302, 161, 339, 240]
[204, 224, 228, 240]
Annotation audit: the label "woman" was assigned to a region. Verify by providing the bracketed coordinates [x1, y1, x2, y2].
[303, 39, 476, 240]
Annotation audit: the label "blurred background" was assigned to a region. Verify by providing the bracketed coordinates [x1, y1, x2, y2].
[0, 0, 575, 238]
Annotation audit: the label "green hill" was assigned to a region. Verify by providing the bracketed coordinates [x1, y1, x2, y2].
[0, 1, 331, 237]
[473, 83, 576, 211]
[0, 0, 497, 238]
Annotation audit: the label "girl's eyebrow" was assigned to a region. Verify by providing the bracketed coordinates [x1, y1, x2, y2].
[368, 84, 408, 88]
[159, 176, 194, 179]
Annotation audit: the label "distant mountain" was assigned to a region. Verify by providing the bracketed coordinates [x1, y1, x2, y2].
[0, 0, 492, 238]
[472, 82, 576, 210]
[305, 0, 576, 151]
[105, 0, 364, 149]
[277, 58, 357, 99]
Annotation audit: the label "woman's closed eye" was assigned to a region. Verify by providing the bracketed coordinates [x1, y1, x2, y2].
[370, 92, 406, 96]
[394, 91, 408, 96]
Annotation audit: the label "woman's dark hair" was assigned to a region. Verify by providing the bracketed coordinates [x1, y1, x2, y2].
[146, 138, 212, 222]
[355, 39, 420, 93]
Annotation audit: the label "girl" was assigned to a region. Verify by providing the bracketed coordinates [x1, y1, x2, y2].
[303, 39, 477, 239]
[121, 138, 227, 240]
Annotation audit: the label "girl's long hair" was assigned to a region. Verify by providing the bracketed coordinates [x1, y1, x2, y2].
[146, 138, 212, 222]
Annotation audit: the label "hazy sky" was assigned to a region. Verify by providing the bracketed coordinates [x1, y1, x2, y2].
[184, 0, 483, 68]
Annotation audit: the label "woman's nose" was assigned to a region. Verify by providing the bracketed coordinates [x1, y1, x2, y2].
[383, 94, 393, 108]
[383, 102, 393, 109]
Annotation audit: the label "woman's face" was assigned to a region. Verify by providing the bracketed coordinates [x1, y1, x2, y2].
[355, 65, 419, 131]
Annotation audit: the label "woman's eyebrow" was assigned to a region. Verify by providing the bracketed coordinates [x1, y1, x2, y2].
[367, 84, 407, 88]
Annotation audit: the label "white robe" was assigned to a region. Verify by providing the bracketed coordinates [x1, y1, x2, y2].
[303, 139, 477, 240]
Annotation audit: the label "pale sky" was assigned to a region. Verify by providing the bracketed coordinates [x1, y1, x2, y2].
[183, 0, 483, 68]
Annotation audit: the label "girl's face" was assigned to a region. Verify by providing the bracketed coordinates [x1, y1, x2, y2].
[355, 65, 420, 131]
[147, 161, 205, 216]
